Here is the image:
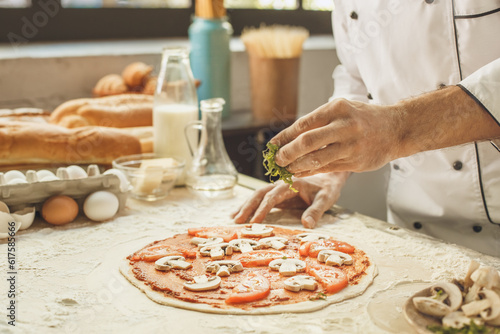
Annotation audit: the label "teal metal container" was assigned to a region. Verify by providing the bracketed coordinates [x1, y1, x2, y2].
[189, 17, 233, 119]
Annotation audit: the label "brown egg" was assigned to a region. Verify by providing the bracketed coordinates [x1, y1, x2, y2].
[42, 195, 79, 225]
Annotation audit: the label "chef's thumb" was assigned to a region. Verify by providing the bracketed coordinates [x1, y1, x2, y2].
[302, 207, 324, 229]
[302, 191, 332, 229]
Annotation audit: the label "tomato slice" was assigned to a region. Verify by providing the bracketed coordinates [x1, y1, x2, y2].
[234, 250, 286, 267]
[187, 227, 238, 242]
[307, 265, 348, 294]
[225, 272, 271, 304]
[299, 241, 313, 257]
[130, 244, 196, 262]
[308, 239, 355, 257]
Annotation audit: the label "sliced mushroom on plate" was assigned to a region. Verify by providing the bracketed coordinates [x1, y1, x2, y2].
[183, 275, 221, 292]
[477, 289, 500, 325]
[412, 282, 462, 318]
[442, 311, 484, 329]
[466, 266, 500, 304]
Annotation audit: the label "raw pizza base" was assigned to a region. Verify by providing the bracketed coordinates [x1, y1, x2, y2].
[119, 225, 378, 315]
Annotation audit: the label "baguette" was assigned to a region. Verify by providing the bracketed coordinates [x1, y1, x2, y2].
[0, 121, 141, 165]
[50, 94, 153, 128]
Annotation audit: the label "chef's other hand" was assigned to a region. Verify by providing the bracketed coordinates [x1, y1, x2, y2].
[271, 98, 402, 177]
[231, 172, 350, 229]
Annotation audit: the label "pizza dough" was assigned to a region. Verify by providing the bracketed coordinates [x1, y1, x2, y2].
[119, 225, 377, 315]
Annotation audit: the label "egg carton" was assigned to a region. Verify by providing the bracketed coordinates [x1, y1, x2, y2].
[0, 165, 129, 213]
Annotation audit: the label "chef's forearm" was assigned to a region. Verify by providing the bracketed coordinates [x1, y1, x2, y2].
[393, 85, 500, 157]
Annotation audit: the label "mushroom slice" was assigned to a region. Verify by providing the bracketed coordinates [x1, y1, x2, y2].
[464, 260, 480, 291]
[430, 283, 463, 312]
[240, 224, 273, 238]
[155, 256, 192, 271]
[229, 239, 261, 253]
[183, 275, 221, 292]
[462, 298, 492, 317]
[296, 233, 328, 243]
[471, 267, 500, 290]
[269, 258, 306, 276]
[442, 311, 483, 329]
[412, 297, 452, 318]
[478, 288, 500, 323]
[206, 260, 244, 277]
[190, 237, 224, 248]
[259, 237, 288, 250]
[466, 266, 500, 304]
[412, 282, 462, 318]
[317, 250, 353, 266]
[284, 275, 318, 292]
[199, 243, 233, 260]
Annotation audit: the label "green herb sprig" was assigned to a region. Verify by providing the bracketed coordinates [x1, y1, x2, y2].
[428, 321, 500, 334]
[309, 292, 327, 301]
[263, 142, 297, 192]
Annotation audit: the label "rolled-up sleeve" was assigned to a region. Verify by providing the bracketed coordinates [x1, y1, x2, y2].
[458, 58, 500, 126]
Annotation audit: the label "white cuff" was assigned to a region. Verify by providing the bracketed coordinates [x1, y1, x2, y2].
[458, 58, 500, 126]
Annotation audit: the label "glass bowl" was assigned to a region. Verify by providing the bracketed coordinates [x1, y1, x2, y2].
[112, 153, 185, 201]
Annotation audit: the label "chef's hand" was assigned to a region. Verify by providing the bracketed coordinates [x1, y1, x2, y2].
[231, 172, 350, 229]
[272, 86, 500, 177]
[271, 98, 402, 177]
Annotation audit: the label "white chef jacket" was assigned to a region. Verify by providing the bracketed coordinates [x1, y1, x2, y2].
[331, 0, 500, 257]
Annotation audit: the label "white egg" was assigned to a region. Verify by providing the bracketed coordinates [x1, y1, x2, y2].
[36, 170, 56, 181]
[0, 211, 21, 239]
[83, 191, 119, 222]
[4, 170, 26, 183]
[66, 165, 88, 180]
[13, 207, 36, 230]
[40, 175, 60, 182]
[7, 178, 28, 185]
[103, 169, 130, 193]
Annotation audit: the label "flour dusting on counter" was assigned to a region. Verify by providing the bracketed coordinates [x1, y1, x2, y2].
[0, 186, 498, 334]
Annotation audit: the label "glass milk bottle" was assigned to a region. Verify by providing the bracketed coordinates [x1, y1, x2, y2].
[185, 98, 238, 199]
[153, 47, 198, 184]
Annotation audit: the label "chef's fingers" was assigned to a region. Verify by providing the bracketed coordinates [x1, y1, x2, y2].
[301, 188, 338, 229]
[272, 123, 338, 168]
[249, 183, 298, 224]
[232, 184, 275, 224]
[294, 160, 354, 178]
[285, 142, 349, 174]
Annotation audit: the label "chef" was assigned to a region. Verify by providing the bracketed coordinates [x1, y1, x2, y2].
[233, 0, 500, 257]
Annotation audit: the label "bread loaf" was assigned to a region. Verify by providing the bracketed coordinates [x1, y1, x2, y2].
[50, 94, 153, 128]
[93, 74, 128, 97]
[0, 121, 141, 165]
[122, 62, 153, 87]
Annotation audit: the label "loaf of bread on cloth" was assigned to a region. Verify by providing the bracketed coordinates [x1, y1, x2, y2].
[0, 121, 141, 165]
[50, 94, 153, 128]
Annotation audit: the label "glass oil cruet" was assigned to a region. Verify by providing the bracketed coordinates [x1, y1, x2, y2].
[185, 98, 238, 198]
[153, 46, 199, 185]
